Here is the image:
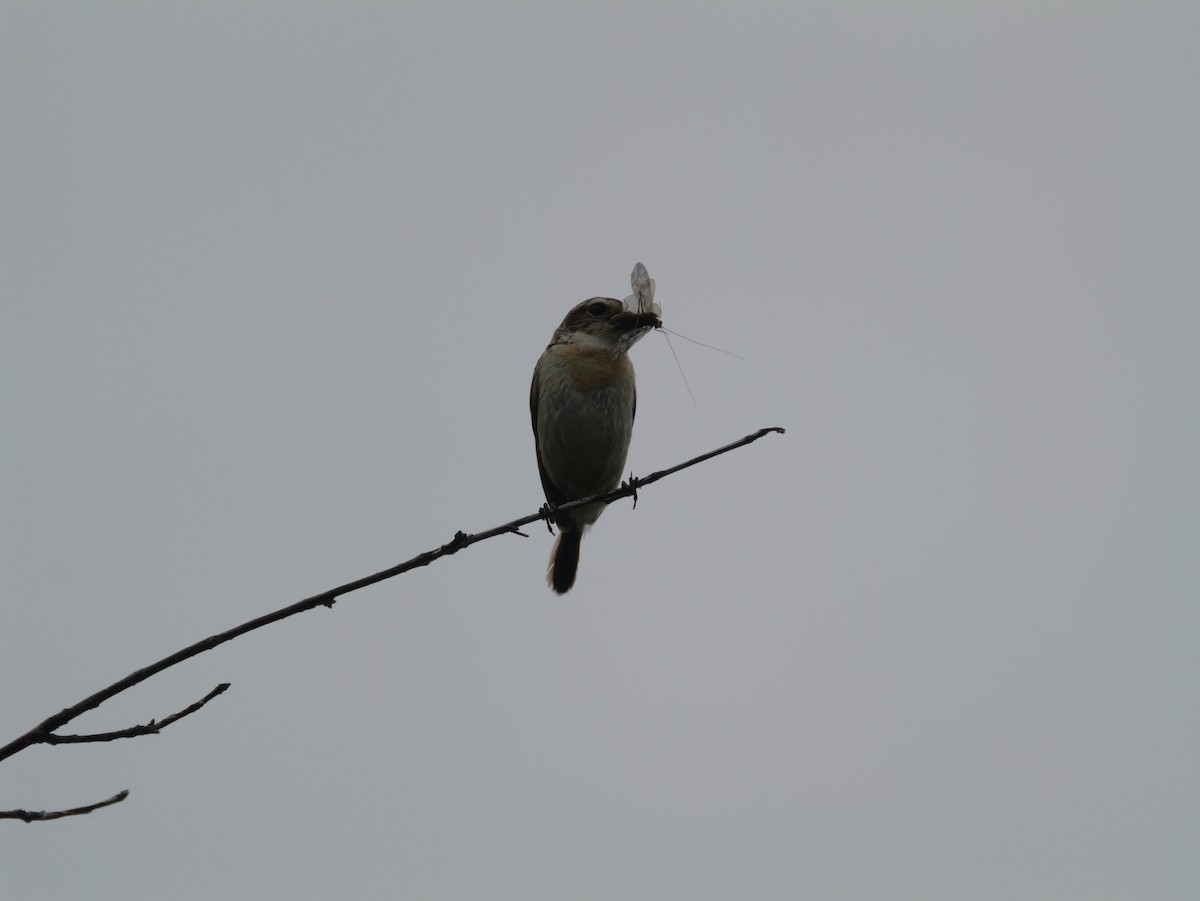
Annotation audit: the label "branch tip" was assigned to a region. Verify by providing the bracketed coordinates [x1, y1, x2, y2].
[1, 788, 130, 822]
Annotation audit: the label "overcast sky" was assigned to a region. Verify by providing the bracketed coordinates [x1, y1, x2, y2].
[4, 3, 1198, 899]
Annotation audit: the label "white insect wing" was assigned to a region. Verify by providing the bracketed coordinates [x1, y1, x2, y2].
[623, 261, 663, 318]
[615, 261, 662, 356]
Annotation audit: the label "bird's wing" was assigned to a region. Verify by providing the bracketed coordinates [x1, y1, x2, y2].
[530, 362, 569, 508]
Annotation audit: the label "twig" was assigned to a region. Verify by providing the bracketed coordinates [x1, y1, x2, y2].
[1, 790, 130, 822]
[0, 426, 785, 769]
[43, 684, 231, 745]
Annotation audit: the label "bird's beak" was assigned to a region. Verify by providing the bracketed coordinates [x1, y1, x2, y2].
[611, 310, 662, 332]
[609, 310, 661, 357]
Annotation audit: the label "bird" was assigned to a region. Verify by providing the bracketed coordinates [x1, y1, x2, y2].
[531, 292, 660, 593]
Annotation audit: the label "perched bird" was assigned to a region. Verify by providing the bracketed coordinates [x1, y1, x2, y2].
[531, 292, 660, 593]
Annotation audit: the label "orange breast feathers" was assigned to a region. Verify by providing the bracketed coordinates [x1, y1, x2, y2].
[547, 344, 634, 392]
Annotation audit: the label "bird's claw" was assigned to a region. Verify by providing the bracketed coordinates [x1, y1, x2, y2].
[622, 472, 641, 509]
[538, 502, 558, 534]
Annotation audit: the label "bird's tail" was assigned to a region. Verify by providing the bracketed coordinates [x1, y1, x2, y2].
[547, 525, 582, 594]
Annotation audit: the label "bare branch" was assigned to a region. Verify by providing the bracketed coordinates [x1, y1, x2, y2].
[43, 684, 231, 745]
[0, 426, 786, 769]
[1, 790, 130, 822]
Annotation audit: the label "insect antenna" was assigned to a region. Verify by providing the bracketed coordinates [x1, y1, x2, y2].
[657, 329, 697, 408]
[660, 327, 748, 361]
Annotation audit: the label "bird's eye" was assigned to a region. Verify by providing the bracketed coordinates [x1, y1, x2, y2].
[587, 302, 608, 317]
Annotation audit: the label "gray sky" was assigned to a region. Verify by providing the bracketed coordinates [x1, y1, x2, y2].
[4, 3, 1198, 899]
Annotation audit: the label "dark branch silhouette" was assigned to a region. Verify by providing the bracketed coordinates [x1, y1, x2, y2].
[41, 684, 231, 745]
[0, 426, 785, 819]
[0, 790, 130, 822]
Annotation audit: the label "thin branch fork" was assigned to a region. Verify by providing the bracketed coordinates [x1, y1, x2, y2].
[42, 683, 231, 745]
[0, 426, 785, 805]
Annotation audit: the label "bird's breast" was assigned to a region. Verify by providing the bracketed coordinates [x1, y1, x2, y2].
[551, 344, 632, 391]
[534, 345, 636, 504]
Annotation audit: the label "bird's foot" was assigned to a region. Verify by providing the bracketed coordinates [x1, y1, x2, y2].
[622, 472, 642, 509]
[538, 502, 558, 534]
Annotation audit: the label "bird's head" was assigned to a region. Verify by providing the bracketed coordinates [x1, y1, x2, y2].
[549, 297, 662, 358]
